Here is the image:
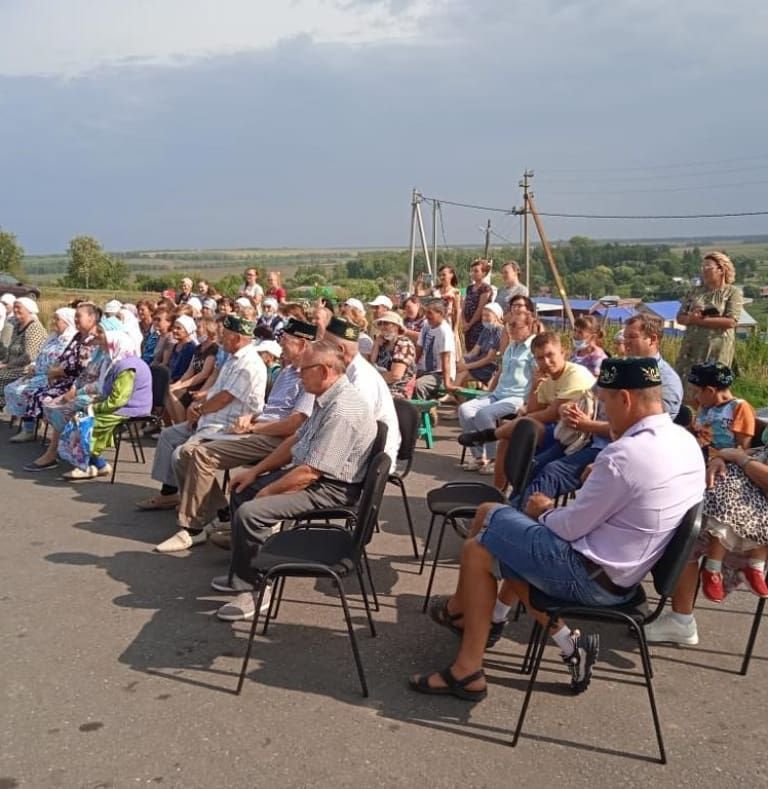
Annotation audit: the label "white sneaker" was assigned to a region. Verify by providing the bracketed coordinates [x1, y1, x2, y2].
[95, 463, 113, 478]
[62, 466, 98, 481]
[461, 457, 486, 472]
[216, 585, 272, 621]
[478, 461, 496, 476]
[9, 430, 35, 443]
[643, 610, 699, 645]
[154, 529, 208, 553]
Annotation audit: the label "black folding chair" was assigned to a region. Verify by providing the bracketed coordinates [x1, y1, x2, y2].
[110, 414, 160, 483]
[741, 596, 766, 676]
[387, 399, 420, 558]
[235, 451, 392, 697]
[420, 418, 538, 610]
[513, 501, 703, 764]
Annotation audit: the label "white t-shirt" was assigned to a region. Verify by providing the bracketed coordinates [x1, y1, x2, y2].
[418, 321, 456, 380]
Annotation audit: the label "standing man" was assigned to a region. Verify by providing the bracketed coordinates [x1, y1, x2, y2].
[495, 260, 528, 312]
[212, 340, 379, 622]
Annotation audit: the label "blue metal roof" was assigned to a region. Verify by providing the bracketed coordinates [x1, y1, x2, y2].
[643, 301, 681, 321]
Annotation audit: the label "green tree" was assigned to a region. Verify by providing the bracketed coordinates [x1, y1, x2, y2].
[0, 228, 24, 275]
[62, 235, 129, 289]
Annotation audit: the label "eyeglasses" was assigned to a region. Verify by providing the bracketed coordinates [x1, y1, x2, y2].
[297, 363, 326, 375]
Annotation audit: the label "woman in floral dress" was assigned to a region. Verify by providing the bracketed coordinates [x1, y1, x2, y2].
[461, 259, 493, 352]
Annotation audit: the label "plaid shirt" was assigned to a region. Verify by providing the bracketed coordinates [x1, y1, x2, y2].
[292, 375, 376, 484]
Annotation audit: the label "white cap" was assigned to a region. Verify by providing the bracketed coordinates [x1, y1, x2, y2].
[0, 293, 16, 306]
[255, 340, 283, 358]
[104, 299, 122, 314]
[483, 302, 503, 319]
[235, 297, 252, 308]
[202, 298, 218, 311]
[344, 297, 365, 313]
[263, 297, 278, 309]
[367, 295, 393, 309]
[187, 296, 203, 311]
[174, 315, 197, 336]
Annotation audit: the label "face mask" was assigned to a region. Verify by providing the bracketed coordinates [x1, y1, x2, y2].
[380, 331, 397, 342]
[573, 339, 589, 351]
[482, 321, 494, 330]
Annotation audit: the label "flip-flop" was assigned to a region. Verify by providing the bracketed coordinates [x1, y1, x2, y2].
[408, 667, 487, 702]
[23, 460, 58, 472]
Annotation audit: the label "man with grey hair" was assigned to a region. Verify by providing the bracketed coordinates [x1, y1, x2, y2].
[212, 339, 378, 621]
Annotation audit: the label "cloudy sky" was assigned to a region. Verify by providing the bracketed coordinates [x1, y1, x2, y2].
[1, 0, 767, 254]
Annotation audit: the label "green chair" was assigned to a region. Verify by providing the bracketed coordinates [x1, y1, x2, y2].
[410, 399, 438, 448]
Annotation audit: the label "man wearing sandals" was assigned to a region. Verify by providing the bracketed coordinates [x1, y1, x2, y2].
[409, 357, 704, 701]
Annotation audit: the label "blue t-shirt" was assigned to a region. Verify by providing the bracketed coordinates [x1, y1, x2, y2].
[169, 340, 197, 382]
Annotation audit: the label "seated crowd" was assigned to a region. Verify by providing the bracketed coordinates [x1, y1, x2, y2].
[3, 257, 767, 703]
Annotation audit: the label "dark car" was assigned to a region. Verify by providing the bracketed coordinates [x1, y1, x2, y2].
[0, 273, 41, 300]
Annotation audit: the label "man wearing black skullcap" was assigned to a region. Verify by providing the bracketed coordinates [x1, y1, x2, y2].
[409, 357, 704, 701]
[153, 319, 319, 553]
[136, 315, 267, 522]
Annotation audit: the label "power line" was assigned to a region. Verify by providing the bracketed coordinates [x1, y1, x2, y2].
[538, 210, 768, 220]
[420, 193, 768, 220]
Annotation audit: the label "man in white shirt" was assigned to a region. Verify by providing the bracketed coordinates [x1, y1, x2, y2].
[136, 315, 267, 511]
[414, 299, 456, 400]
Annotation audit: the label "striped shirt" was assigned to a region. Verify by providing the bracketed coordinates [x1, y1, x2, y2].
[292, 375, 377, 484]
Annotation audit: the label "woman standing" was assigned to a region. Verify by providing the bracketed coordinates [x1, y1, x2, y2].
[0, 298, 48, 407]
[461, 259, 493, 352]
[265, 271, 287, 304]
[432, 266, 462, 328]
[675, 251, 742, 399]
[6, 307, 78, 441]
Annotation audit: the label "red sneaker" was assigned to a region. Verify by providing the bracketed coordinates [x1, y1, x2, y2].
[701, 569, 726, 603]
[742, 567, 768, 598]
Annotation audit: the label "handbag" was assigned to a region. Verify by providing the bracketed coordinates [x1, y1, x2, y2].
[58, 406, 95, 471]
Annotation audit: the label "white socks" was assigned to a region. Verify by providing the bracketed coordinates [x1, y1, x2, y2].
[552, 625, 575, 656]
[492, 600, 511, 623]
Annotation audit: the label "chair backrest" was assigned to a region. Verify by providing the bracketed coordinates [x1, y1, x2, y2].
[351, 451, 392, 556]
[651, 501, 703, 599]
[504, 417, 538, 496]
[393, 398, 419, 467]
[370, 420, 388, 459]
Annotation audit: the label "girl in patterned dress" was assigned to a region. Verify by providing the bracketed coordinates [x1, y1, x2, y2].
[688, 362, 767, 601]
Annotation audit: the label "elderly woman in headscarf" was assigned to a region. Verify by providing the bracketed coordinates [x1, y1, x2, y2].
[23, 316, 138, 472]
[0, 293, 17, 353]
[0, 297, 48, 407]
[5, 307, 78, 441]
[58, 323, 152, 480]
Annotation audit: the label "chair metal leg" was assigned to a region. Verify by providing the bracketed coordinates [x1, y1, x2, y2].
[511, 615, 551, 747]
[628, 618, 666, 764]
[131, 422, 146, 464]
[391, 477, 418, 558]
[334, 575, 369, 697]
[421, 517, 448, 612]
[110, 429, 122, 484]
[741, 596, 766, 676]
[261, 578, 282, 635]
[419, 513, 437, 574]
[512, 600, 525, 622]
[236, 583, 269, 695]
[362, 549, 379, 612]
[356, 565, 377, 637]
[521, 620, 542, 675]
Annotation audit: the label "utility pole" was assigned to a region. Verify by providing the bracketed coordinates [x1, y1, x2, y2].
[432, 200, 438, 274]
[520, 169, 533, 292]
[483, 219, 491, 258]
[408, 188, 418, 293]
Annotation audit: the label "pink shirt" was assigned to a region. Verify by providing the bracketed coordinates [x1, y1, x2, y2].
[539, 413, 705, 586]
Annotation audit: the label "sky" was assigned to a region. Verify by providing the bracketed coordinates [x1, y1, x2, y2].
[1, 0, 767, 254]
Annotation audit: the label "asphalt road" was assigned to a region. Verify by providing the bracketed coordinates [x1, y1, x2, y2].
[1, 411, 767, 788]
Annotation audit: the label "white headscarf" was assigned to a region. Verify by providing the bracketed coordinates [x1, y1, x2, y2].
[0, 302, 5, 334]
[118, 308, 144, 350]
[54, 307, 78, 344]
[15, 296, 39, 315]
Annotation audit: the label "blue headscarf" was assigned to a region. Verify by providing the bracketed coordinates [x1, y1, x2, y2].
[99, 315, 123, 333]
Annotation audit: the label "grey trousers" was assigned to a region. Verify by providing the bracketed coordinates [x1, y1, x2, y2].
[413, 372, 443, 400]
[175, 432, 284, 529]
[229, 472, 362, 584]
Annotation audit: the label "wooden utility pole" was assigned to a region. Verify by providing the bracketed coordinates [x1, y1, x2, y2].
[527, 193, 575, 328]
[483, 219, 491, 258]
[520, 169, 533, 292]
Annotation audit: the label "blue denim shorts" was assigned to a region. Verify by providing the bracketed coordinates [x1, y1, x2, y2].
[476, 504, 635, 607]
